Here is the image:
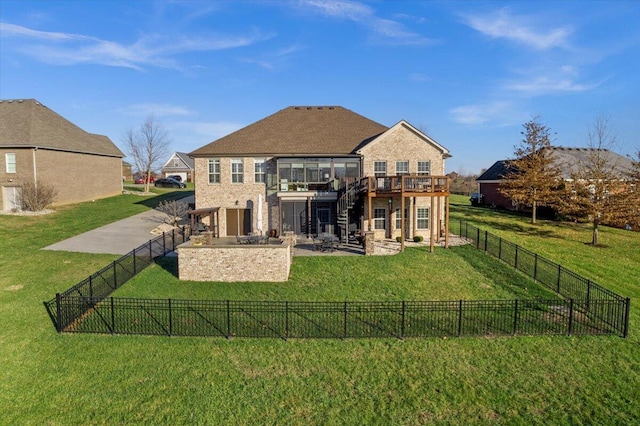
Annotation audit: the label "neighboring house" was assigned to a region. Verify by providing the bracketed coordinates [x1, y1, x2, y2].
[0, 99, 124, 211]
[476, 147, 634, 210]
[161, 152, 194, 182]
[189, 106, 451, 242]
[122, 161, 133, 182]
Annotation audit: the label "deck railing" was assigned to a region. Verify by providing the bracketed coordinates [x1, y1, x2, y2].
[363, 175, 449, 194]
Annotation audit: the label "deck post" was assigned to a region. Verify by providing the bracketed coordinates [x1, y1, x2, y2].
[400, 196, 405, 252]
[430, 194, 435, 253]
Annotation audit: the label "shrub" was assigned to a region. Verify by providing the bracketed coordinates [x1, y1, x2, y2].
[395, 236, 402, 242]
[413, 235, 424, 242]
[20, 180, 57, 211]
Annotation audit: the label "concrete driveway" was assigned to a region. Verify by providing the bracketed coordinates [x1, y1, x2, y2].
[43, 195, 194, 255]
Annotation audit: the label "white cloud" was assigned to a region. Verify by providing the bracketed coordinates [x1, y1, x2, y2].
[118, 104, 194, 117]
[298, 0, 435, 45]
[173, 120, 243, 141]
[0, 22, 270, 71]
[506, 76, 596, 95]
[463, 8, 572, 50]
[450, 101, 518, 126]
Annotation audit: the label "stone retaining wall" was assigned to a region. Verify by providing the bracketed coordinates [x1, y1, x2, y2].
[177, 242, 291, 282]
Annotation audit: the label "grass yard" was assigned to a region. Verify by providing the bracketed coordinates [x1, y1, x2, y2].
[1, 192, 639, 424]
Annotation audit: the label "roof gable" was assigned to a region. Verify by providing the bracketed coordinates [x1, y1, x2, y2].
[189, 106, 388, 157]
[163, 151, 195, 169]
[0, 99, 123, 157]
[356, 120, 451, 158]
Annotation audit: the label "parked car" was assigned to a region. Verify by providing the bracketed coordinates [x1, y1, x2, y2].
[470, 192, 484, 206]
[134, 175, 154, 184]
[154, 177, 186, 188]
[167, 175, 182, 182]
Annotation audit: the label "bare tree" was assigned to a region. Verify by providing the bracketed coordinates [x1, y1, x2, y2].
[123, 115, 171, 192]
[559, 116, 635, 245]
[499, 115, 563, 224]
[156, 200, 190, 227]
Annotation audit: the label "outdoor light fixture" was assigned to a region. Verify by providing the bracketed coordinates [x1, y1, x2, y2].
[388, 197, 393, 205]
[235, 200, 239, 205]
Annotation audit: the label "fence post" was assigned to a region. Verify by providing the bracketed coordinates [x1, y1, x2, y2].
[557, 265, 562, 293]
[457, 300, 463, 336]
[484, 231, 488, 252]
[168, 299, 172, 337]
[55, 293, 62, 333]
[567, 299, 574, 336]
[513, 300, 519, 335]
[162, 231, 166, 254]
[498, 237, 502, 260]
[113, 261, 117, 288]
[534, 254, 538, 281]
[343, 301, 348, 339]
[89, 275, 93, 300]
[171, 228, 175, 251]
[623, 298, 631, 338]
[514, 245, 519, 270]
[401, 301, 406, 338]
[133, 247, 137, 274]
[285, 301, 289, 339]
[226, 300, 231, 339]
[476, 228, 480, 249]
[586, 280, 591, 311]
[149, 240, 153, 260]
[111, 297, 115, 334]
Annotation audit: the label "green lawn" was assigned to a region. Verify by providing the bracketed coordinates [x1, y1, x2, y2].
[1, 192, 639, 424]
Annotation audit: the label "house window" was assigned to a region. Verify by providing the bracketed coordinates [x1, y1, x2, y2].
[374, 161, 386, 177]
[374, 208, 386, 230]
[231, 158, 244, 183]
[254, 158, 265, 183]
[417, 161, 431, 175]
[172, 158, 180, 167]
[417, 208, 430, 229]
[396, 161, 409, 175]
[5, 153, 16, 173]
[208, 159, 220, 184]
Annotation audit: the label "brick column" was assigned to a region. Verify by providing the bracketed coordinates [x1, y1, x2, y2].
[364, 231, 375, 256]
[281, 231, 296, 262]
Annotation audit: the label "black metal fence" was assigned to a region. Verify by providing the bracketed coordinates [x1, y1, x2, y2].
[44, 227, 190, 332]
[52, 297, 623, 338]
[45, 221, 630, 339]
[455, 221, 630, 338]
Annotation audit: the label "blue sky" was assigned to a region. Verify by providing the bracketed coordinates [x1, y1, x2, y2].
[1, 0, 638, 174]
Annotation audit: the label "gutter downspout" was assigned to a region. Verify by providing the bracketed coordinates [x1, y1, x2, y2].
[33, 147, 38, 188]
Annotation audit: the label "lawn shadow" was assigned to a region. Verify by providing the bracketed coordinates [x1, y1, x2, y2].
[154, 256, 179, 278]
[452, 205, 561, 239]
[449, 246, 558, 300]
[134, 190, 194, 209]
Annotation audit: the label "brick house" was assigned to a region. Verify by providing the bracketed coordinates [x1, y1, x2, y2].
[189, 106, 451, 242]
[476, 147, 635, 210]
[161, 152, 195, 182]
[0, 99, 124, 211]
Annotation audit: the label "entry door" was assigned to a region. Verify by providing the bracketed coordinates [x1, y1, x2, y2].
[226, 208, 251, 236]
[2, 186, 21, 211]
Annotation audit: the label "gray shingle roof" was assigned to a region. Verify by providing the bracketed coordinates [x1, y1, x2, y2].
[175, 152, 195, 168]
[477, 147, 633, 181]
[0, 99, 123, 157]
[189, 106, 388, 157]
